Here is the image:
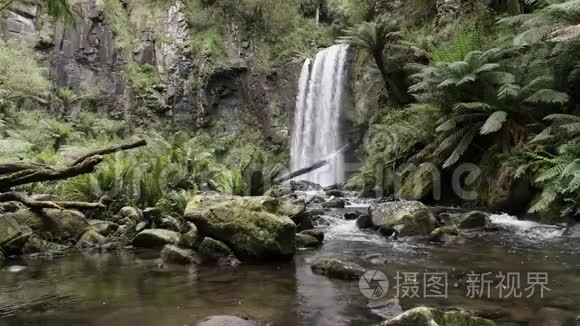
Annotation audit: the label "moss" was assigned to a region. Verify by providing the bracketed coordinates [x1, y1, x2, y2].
[0, 217, 33, 252]
[399, 164, 439, 201]
[6, 209, 88, 243]
[295, 233, 321, 248]
[311, 257, 366, 280]
[198, 237, 232, 261]
[381, 307, 495, 326]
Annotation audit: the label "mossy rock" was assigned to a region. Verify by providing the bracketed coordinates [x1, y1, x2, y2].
[132, 229, 181, 248]
[456, 211, 490, 229]
[77, 230, 106, 248]
[119, 206, 143, 222]
[295, 233, 321, 248]
[87, 220, 119, 236]
[5, 209, 88, 243]
[378, 307, 495, 326]
[185, 196, 296, 260]
[428, 226, 462, 245]
[179, 223, 202, 249]
[161, 244, 197, 265]
[311, 257, 366, 280]
[399, 164, 439, 201]
[300, 229, 324, 242]
[198, 237, 233, 261]
[22, 235, 68, 254]
[0, 216, 33, 253]
[371, 201, 437, 237]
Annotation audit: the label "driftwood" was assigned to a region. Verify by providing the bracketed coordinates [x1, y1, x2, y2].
[0, 139, 147, 210]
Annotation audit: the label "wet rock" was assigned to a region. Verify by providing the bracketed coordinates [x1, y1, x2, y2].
[185, 196, 296, 260]
[160, 244, 197, 265]
[457, 211, 490, 229]
[307, 208, 326, 217]
[198, 237, 233, 262]
[428, 226, 460, 245]
[311, 257, 366, 280]
[563, 223, 580, 238]
[119, 206, 143, 222]
[369, 298, 403, 319]
[295, 233, 321, 248]
[0, 216, 33, 253]
[308, 195, 325, 204]
[143, 207, 162, 221]
[530, 307, 576, 326]
[135, 221, 148, 233]
[159, 216, 181, 232]
[87, 220, 119, 236]
[266, 184, 293, 197]
[357, 214, 373, 229]
[344, 212, 361, 220]
[296, 214, 315, 232]
[323, 198, 346, 209]
[179, 223, 201, 249]
[300, 229, 324, 242]
[217, 256, 242, 268]
[77, 230, 106, 248]
[362, 253, 388, 265]
[22, 235, 67, 254]
[290, 180, 321, 191]
[7, 209, 88, 243]
[197, 315, 259, 326]
[132, 229, 181, 248]
[371, 201, 436, 236]
[325, 189, 344, 197]
[378, 307, 495, 326]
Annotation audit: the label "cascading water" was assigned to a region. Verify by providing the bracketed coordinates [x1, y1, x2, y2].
[290, 44, 350, 186]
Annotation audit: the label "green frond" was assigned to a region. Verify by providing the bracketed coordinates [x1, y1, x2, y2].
[480, 111, 508, 135]
[524, 89, 569, 104]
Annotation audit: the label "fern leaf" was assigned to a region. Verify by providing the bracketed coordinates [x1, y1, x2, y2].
[525, 89, 569, 104]
[480, 111, 508, 135]
[443, 128, 477, 168]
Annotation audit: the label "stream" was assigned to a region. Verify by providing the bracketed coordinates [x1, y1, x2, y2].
[1, 195, 579, 326]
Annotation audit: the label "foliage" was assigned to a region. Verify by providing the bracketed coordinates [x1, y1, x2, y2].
[0, 40, 49, 102]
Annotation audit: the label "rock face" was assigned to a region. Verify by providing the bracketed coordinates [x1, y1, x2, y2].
[311, 257, 366, 280]
[185, 195, 296, 260]
[371, 201, 437, 237]
[132, 229, 181, 248]
[379, 307, 495, 326]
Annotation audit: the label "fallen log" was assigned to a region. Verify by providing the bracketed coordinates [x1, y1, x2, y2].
[273, 160, 328, 184]
[71, 139, 147, 165]
[0, 192, 105, 210]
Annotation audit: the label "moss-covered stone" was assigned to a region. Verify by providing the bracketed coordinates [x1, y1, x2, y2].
[22, 235, 68, 254]
[77, 229, 106, 248]
[198, 237, 233, 261]
[300, 229, 324, 242]
[456, 211, 490, 229]
[160, 244, 197, 265]
[295, 233, 321, 248]
[119, 206, 143, 222]
[132, 229, 181, 248]
[185, 196, 296, 260]
[371, 201, 437, 236]
[378, 307, 495, 326]
[311, 257, 366, 280]
[5, 209, 87, 243]
[428, 226, 462, 245]
[179, 224, 202, 249]
[0, 216, 33, 253]
[87, 220, 119, 236]
[399, 164, 439, 201]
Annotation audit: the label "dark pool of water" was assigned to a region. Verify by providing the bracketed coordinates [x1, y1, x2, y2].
[1, 210, 579, 326]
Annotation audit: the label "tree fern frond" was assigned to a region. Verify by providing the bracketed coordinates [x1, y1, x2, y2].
[480, 111, 508, 135]
[525, 89, 569, 104]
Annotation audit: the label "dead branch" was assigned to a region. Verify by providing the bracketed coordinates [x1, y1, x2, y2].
[0, 192, 105, 210]
[71, 139, 147, 165]
[273, 160, 328, 184]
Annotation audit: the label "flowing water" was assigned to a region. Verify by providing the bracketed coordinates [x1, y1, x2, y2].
[1, 198, 579, 326]
[290, 44, 350, 187]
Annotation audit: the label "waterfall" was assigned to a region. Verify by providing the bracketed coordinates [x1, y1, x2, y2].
[290, 44, 350, 186]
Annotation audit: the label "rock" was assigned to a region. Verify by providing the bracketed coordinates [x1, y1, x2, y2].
[87, 220, 119, 236]
[399, 164, 439, 201]
[311, 257, 365, 280]
[185, 196, 296, 260]
[196, 315, 259, 326]
[378, 307, 495, 326]
[0, 201, 23, 213]
[428, 226, 462, 245]
[267, 184, 293, 197]
[135, 221, 148, 233]
[6, 209, 88, 243]
[344, 212, 361, 220]
[295, 233, 321, 248]
[369, 298, 403, 319]
[296, 214, 314, 232]
[356, 214, 373, 229]
[529, 307, 576, 326]
[143, 207, 162, 221]
[132, 229, 181, 248]
[0, 216, 33, 253]
[217, 256, 242, 268]
[290, 180, 321, 191]
[457, 211, 490, 229]
[307, 209, 326, 217]
[300, 229, 324, 242]
[180, 223, 201, 249]
[160, 245, 197, 265]
[371, 201, 436, 236]
[308, 195, 325, 204]
[119, 206, 143, 222]
[325, 189, 344, 197]
[77, 230, 106, 248]
[159, 216, 181, 232]
[563, 223, 580, 238]
[323, 198, 345, 209]
[22, 235, 67, 254]
[362, 253, 388, 265]
[198, 237, 233, 261]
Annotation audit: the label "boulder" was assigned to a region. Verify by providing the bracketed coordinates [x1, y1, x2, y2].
[456, 211, 490, 229]
[529, 307, 576, 326]
[185, 196, 296, 260]
[22, 235, 67, 254]
[344, 212, 361, 220]
[371, 201, 436, 236]
[180, 223, 202, 249]
[119, 206, 143, 222]
[296, 214, 314, 232]
[197, 315, 259, 326]
[132, 229, 181, 248]
[87, 220, 119, 236]
[362, 253, 388, 265]
[6, 209, 88, 242]
[0, 216, 33, 253]
[160, 245, 197, 265]
[295, 233, 321, 248]
[300, 229, 324, 242]
[77, 230, 106, 248]
[311, 257, 366, 280]
[308, 195, 325, 204]
[428, 226, 462, 245]
[325, 189, 344, 197]
[142, 207, 162, 221]
[378, 307, 495, 326]
[323, 198, 346, 209]
[399, 164, 439, 201]
[159, 217, 181, 232]
[198, 237, 233, 261]
[356, 214, 373, 229]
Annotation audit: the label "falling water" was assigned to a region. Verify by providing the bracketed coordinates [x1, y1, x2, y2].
[290, 44, 350, 186]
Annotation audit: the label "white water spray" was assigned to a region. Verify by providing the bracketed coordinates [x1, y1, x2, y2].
[290, 44, 350, 186]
